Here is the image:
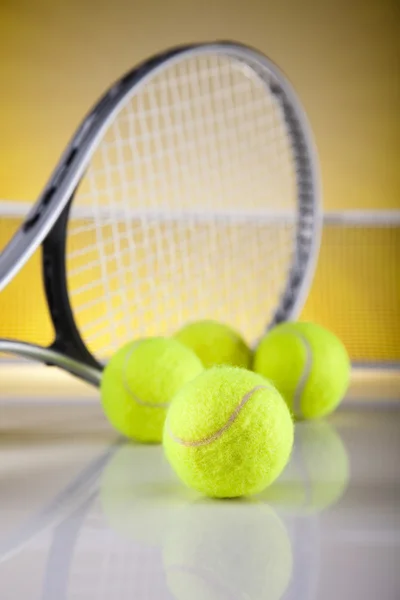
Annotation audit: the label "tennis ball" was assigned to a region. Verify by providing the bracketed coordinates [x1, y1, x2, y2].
[259, 421, 350, 513]
[253, 322, 350, 420]
[174, 319, 251, 368]
[163, 366, 294, 498]
[101, 337, 203, 443]
[163, 501, 292, 600]
[100, 444, 196, 547]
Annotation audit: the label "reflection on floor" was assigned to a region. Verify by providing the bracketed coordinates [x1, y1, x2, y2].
[0, 388, 399, 599]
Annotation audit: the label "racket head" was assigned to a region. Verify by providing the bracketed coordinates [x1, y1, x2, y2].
[4, 41, 322, 367]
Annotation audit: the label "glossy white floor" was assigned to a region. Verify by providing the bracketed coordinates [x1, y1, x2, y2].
[0, 366, 399, 600]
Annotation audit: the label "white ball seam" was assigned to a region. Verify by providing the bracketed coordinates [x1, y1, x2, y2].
[291, 331, 312, 418]
[166, 384, 274, 448]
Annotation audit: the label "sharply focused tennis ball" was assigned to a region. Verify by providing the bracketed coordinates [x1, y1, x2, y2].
[100, 444, 196, 547]
[174, 319, 252, 368]
[253, 322, 350, 420]
[163, 366, 294, 498]
[260, 421, 350, 513]
[101, 337, 204, 443]
[163, 501, 292, 600]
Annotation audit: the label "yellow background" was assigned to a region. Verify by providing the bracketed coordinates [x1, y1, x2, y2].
[1, 0, 398, 207]
[0, 0, 399, 362]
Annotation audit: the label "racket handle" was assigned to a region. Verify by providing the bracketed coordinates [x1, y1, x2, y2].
[0, 339, 101, 387]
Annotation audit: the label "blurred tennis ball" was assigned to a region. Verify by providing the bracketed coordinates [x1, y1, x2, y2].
[259, 421, 350, 513]
[99, 444, 196, 547]
[163, 366, 294, 498]
[101, 337, 203, 443]
[253, 321, 350, 420]
[163, 500, 292, 600]
[174, 319, 252, 368]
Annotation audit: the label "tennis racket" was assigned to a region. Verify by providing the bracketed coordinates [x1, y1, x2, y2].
[0, 41, 322, 386]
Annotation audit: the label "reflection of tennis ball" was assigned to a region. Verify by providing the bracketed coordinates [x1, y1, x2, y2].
[174, 320, 252, 368]
[260, 421, 350, 512]
[253, 322, 350, 420]
[163, 366, 294, 498]
[100, 444, 196, 547]
[282, 513, 321, 600]
[163, 501, 292, 600]
[101, 338, 203, 443]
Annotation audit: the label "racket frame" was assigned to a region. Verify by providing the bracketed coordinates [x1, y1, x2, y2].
[0, 41, 322, 378]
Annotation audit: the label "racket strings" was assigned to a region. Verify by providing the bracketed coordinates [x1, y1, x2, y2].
[66, 54, 298, 360]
